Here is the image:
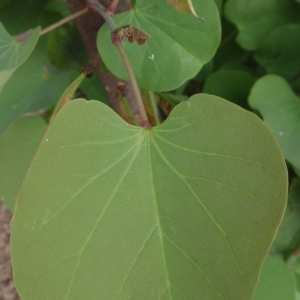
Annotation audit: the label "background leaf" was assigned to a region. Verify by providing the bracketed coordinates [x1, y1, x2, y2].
[254, 24, 300, 79]
[0, 38, 77, 136]
[224, 0, 300, 50]
[97, 0, 221, 91]
[0, 0, 48, 34]
[203, 69, 256, 109]
[248, 75, 300, 170]
[80, 73, 108, 105]
[11, 95, 287, 299]
[252, 256, 296, 300]
[47, 24, 88, 68]
[0, 116, 46, 211]
[0, 23, 40, 92]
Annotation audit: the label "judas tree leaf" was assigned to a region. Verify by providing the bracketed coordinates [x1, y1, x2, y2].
[249, 75, 300, 170]
[97, 0, 220, 91]
[252, 256, 296, 300]
[0, 23, 40, 92]
[0, 116, 46, 212]
[224, 0, 300, 50]
[50, 72, 86, 122]
[254, 24, 300, 79]
[295, 272, 300, 299]
[11, 95, 287, 299]
[203, 69, 256, 109]
[0, 38, 77, 136]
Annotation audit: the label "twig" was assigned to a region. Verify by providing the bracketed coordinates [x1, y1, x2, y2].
[219, 30, 237, 48]
[40, 7, 90, 36]
[88, 0, 150, 128]
[87, 0, 116, 31]
[289, 71, 300, 83]
[112, 36, 150, 128]
[148, 91, 161, 125]
[107, 0, 120, 15]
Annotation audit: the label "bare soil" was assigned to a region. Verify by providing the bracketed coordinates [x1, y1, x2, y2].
[0, 202, 21, 300]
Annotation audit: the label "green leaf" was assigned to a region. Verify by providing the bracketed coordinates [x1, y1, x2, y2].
[294, 272, 300, 299]
[271, 178, 300, 254]
[203, 69, 256, 109]
[0, 23, 40, 92]
[0, 116, 46, 212]
[0, 38, 77, 136]
[248, 75, 300, 170]
[11, 95, 287, 299]
[289, 252, 300, 275]
[254, 24, 300, 79]
[97, 0, 221, 91]
[50, 72, 86, 121]
[252, 256, 296, 300]
[224, 0, 300, 50]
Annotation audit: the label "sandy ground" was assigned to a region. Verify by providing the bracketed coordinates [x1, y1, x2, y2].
[0, 202, 21, 300]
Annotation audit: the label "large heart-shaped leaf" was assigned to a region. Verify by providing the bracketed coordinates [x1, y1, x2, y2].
[254, 24, 300, 79]
[224, 0, 300, 50]
[249, 75, 300, 170]
[252, 256, 296, 300]
[11, 95, 287, 299]
[97, 0, 221, 91]
[0, 116, 46, 211]
[0, 23, 40, 92]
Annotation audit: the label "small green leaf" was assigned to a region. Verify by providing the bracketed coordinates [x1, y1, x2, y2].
[224, 0, 300, 50]
[249, 75, 300, 170]
[203, 69, 256, 109]
[0, 116, 46, 211]
[253, 256, 296, 300]
[0, 23, 40, 92]
[50, 72, 86, 122]
[97, 0, 220, 91]
[289, 252, 300, 275]
[254, 24, 300, 79]
[294, 272, 300, 299]
[11, 95, 287, 299]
